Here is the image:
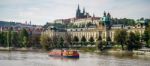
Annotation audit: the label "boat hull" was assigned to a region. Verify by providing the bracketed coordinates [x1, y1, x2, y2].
[48, 49, 79, 58]
[63, 56, 79, 58]
[49, 55, 79, 58]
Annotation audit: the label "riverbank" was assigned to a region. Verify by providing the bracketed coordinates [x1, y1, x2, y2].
[78, 47, 150, 57]
[0, 47, 42, 52]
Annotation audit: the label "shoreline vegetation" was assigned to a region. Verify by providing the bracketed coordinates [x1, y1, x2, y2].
[0, 20, 150, 57]
[0, 47, 41, 52]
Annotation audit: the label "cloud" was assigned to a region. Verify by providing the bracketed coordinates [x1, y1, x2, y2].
[109, 0, 150, 19]
[0, 0, 150, 25]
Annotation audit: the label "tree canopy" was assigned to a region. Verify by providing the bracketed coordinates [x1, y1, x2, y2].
[114, 29, 127, 50]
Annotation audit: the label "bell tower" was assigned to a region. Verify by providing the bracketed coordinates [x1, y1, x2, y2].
[102, 11, 112, 47]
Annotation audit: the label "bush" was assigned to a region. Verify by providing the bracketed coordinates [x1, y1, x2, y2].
[147, 40, 150, 47]
[113, 44, 122, 50]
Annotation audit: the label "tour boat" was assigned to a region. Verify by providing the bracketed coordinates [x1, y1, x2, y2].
[48, 49, 79, 58]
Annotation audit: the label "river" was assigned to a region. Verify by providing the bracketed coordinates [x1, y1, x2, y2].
[0, 51, 150, 66]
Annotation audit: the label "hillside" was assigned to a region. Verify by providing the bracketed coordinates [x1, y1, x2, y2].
[0, 21, 21, 26]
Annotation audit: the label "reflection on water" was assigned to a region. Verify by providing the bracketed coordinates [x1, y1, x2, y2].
[0, 51, 150, 66]
[49, 56, 79, 61]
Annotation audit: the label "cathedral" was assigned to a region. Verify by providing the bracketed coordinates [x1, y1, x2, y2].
[76, 5, 91, 18]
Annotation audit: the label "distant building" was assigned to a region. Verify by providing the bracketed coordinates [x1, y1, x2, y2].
[0, 22, 44, 36]
[53, 5, 100, 27]
[43, 5, 145, 42]
[71, 17, 101, 27]
[54, 19, 70, 25]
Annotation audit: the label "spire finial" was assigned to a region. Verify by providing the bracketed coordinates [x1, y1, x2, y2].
[77, 4, 80, 9]
[104, 11, 106, 17]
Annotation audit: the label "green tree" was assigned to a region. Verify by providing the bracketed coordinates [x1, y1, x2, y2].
[143, 26, 150, 47]
[0, 32, 2, 46]
[134, 31, 141, 41]
[30, 35, 40, 48]
[0, 32, 3, 46]
[114, 29, 127, 50]
[23, 36, 28, 48]
[52, 35, 59, 48]
[2, 32, 7, 47]
[0, 31, 19, 48]
[86, 22, 93, 27]
[111, 18, 136, 26]
[145, 19, 150, 27]
[7, 30, 11, 47]
[127, 31, 142, 51]
[73, 36, 79, 45]
[96, 35, 103, 51]
[10, 31, 18, 47]
[89, 36, 94, 46]
[48, 37, 53, 49]
[64, 33, 72, 48]
[67, 23, 73, 28]
[127, 32, 136, 51]
[73, 25, 78, 28]
[81, 36, 87, 46]
[19, 28, 29, 47]
[40, 34, 51, 50]
[59, 37, 64, 48]
[135, 31, 142, 49]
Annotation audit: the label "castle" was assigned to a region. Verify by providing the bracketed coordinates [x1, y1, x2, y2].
[43, 5, 145, 43]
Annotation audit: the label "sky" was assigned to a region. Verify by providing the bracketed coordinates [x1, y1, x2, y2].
[0, 0, 150, 25]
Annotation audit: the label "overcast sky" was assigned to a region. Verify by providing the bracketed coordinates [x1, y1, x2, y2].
[0, 0, 150, 25]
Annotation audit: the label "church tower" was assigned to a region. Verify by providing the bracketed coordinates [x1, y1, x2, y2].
[103, 12, 111, 28]
[102, 11, 112, 47]
[83, 8, 85, 16]
[76, 5, 81, 18]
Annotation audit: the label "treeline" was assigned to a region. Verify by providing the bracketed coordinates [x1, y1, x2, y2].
[113, 25, 150, 51]
[0, 29, 40, 48]
[1, 22, 150, 51]
[40, 33, 95, 50]
[43, 22, 66, 29]
[0, 21, 21, 26]
[111, 18, 136, 26]
[111, 18, 150, 26]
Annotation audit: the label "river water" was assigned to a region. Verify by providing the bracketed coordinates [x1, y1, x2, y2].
[0, 51, 150, 66]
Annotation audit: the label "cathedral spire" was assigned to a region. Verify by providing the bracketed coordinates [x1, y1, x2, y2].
[107, 12, 111, 18]
[77, 4, 80, 10]
[83, 7, 85, 14]
[76, 4, 81, 18]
